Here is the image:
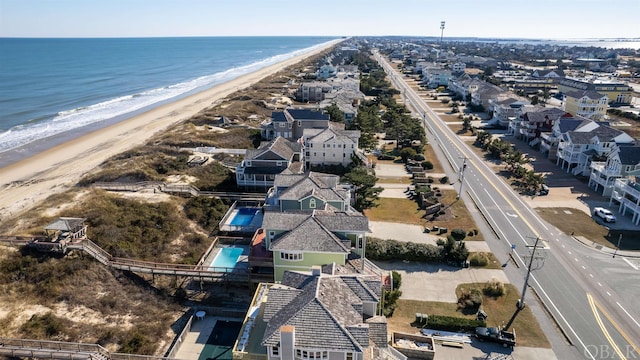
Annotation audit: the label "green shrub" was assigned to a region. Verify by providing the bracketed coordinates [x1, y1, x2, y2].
[20, 312, 66, 338]
[469, 253, 489, 267]
[458, 288, 483, 310]
[425, 315, 486, 332]
[413, 154, 425, 161]
[366, 238, 442, 262]
[440, 176, 449, 184]
[392, 271, 402, 290]
[451, 228, 467, 241]
[483, 278, 506, 297]
[422, 161, 434, 170]
[379, 289, 403, 316]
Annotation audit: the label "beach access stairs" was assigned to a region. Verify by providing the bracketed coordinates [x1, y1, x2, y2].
[0, 236, 250, 283]
[92, 181, 265, 201]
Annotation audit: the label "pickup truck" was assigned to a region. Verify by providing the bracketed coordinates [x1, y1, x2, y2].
[474, 327, 516, 347]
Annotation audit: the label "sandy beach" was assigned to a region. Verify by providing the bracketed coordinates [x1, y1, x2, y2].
[0, 39, 341, 221]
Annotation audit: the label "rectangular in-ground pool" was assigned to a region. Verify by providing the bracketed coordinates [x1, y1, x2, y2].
[209, 246, 248, 272]
[198, 320, 242, 360]
[229, 207, 260, 226]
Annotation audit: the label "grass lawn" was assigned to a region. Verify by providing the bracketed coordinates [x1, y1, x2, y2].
[536, 207, 640, 250]
[386, 283, 550, 348]
[422, 144, 445, 173]
[469, 252, 503, 269]
[366, 191, 485, 240]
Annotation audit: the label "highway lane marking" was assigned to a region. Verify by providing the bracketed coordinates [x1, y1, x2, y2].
[384, 57, 600, 358]
[623, 257, 639, 270]
[568, 251, 572, 255]
[587, 293, 627, 360]
[594, 295, 640, 356]
[575, 258, 579, 262]
[467, 183, 596, 359]
[582, 265, 586, 269]
[562, 244, 565, 248]
[607, 292, 612, 296]
[617, 302, 640, 330]
[598, 282, 603, 287]
[589, 273, 594, 278]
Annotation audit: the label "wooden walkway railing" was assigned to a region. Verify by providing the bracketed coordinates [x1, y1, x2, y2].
[68, 239, 250, 282]
[0, 236, 250, 282]
[92, 181, 265, 200]
[0, 337, 189, 360]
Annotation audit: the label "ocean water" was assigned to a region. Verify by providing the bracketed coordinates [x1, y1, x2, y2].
[0, 36, 337, 159]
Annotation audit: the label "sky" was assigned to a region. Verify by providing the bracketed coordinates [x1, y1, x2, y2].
[1, 0, 638, 39]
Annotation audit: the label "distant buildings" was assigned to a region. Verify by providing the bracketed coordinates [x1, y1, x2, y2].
[556, 77, 633, 105]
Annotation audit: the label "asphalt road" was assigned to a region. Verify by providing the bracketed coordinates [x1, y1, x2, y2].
[374, 50, 640, 360]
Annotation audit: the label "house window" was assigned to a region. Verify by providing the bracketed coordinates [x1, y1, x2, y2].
[272, 346, 279, 356]
[280, 251, 303, 261]
[280, 123, 285, 127]
[296, 350, 328, 359]
[346, 353, 354, 360]
[246, 161, 252, 166]
[298, 120, 302, 127]
[314, 152, 316, 156]
[309, 198, 316, 208]
[277, 161, 283, 166]
[269, 231, 275, 239]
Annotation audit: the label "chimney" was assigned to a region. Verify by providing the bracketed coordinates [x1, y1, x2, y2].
[311, 265, 322, 276]
[279, 325, 295, 360]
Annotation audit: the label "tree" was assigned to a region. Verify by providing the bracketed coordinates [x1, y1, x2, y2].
[462, 117, 472, 132]
[325, 103, 345, 123]
[474, 131, 492, 149]
[400, 148, 417, 163]
[342, 166, 383, 211]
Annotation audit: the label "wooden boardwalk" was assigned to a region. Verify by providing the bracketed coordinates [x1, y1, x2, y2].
[92, 181, 265, 200]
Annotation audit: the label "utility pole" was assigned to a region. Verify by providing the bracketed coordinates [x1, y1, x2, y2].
[456, 157, 468, 199]
[613, 233, 622, 258]
[518, 236, 547, 310]
[440, 21, 446, 44]
[505, 237, 547, 330]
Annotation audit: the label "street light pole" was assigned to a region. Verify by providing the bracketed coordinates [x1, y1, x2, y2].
[518, 236, 545, 310]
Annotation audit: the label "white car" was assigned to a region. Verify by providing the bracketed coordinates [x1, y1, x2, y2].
[594, 207, 616, 223]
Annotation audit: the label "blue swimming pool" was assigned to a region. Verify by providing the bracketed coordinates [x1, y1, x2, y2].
[229, 208, 260, 226]
[210, 247, 244, 270]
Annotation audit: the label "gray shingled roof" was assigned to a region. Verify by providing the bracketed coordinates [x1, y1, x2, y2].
[270, 216, 350, 253]
[262, 273, 381, 351]
[618, 145, 640, 165]
[315, 212, 369, 232]
[565, 89, 606, 100]
[287, 109, 330, 121]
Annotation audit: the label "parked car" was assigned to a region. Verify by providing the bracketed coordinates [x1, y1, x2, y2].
[594, 207, 616, 223]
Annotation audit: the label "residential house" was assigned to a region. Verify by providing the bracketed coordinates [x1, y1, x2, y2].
[304, 125, 361, 167]
[262, 108, 330, 141]
[557, 77, 633, 104]
[531, 69, 565, 78]
[470, 82, 506, 112]
[509, 107, 570, 145]
[317, 64, 337, 80]
[233, 268, 403, 360]
[421, 67, 451, 89]
[563, 90, 608, 121]
[590, 144, 640, 196]
[296, 81, 333, 102]
[610, 176, 640, 226]
[540, 115, 592, 160]
[450, 62, 466, 74]
[490, 96, 532, 130]
[235, 137, 304, 190]
[259, 172, 375, 282]
[448, 74, 480, 100]
[320, 88, 365, 124]
[556, 120, 635, 176]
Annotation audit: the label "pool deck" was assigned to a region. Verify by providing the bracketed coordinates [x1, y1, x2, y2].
[173, 315, 240, 360]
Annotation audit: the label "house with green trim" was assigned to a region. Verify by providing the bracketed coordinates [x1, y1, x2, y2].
[251, 172, 379, 283]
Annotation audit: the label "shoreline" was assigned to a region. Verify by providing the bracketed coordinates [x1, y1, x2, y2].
[0, 39, 342, 220]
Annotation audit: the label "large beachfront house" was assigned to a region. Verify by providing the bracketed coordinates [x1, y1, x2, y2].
[303, 125, 361, 168]
[235, 136, 304, 190]
[261, 108, 330, 141]
[259, 172, 373, 282]
[233, 268, 402, 360]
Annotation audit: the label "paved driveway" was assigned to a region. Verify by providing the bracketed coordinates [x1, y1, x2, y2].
[374, 261, 509, 302]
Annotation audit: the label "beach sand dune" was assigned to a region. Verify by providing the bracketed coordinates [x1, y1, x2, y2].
[0, 40, 341, 222]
